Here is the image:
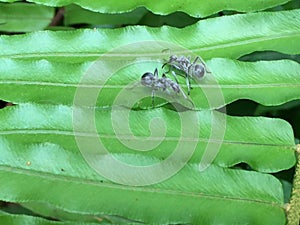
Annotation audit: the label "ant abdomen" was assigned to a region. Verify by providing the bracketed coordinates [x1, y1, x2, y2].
[190, 63, 206, 79]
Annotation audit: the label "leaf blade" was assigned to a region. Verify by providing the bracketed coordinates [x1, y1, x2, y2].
[0, 151, 286, 224]
[0, 104, 296, 172]
[0, 213, 104, 225]
[0, 2, 54, 32]
[0, 0, 293, 17]
[0, 10, 299, 61]
[0, 59, 299, 109]
[64, 4, 148, 26]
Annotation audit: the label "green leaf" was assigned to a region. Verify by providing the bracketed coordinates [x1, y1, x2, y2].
[0, 58, 299, 109]
[64, 4, 199, 28]
[137, 10, 199, 28]
[0, 0, 293, 17]
[0, 137, 286, 224]
[20, 202, 146, 224]
[0, 2, 54, 32]
[254, 100, 300, 116]
[0, 213, 104, 225]
[64, 4, 148, 26]
[0, 9, 299, 62]
[0, 104, 296, 172]
[203, 58, 300, 107]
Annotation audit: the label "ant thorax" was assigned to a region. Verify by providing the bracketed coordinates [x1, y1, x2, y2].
[169, 55, 191, 74]
[168, 55, 206, 79]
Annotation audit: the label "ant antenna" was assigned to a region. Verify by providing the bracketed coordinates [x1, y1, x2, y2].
[161, 48, 172, 72]
[161, 48, 172, 55]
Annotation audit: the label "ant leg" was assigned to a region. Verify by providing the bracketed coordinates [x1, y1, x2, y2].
[151, 69, 158, 107]
[161, 48, 172, 72]
[193, 56, 211, 74]
[154, 68, 159, 78]
[186, 67, 193, 90]
[186, 76, 191, 95]
[162, 63, 171, 73]
[185, 67, 193, 93]
[192, 56, 200, 64]
[162, 62, 167, 69]
[151, 89, 155, 107]
[171, 71, 179, 84]
[179, 88, 195, 108]
[204, 62, 212, 74]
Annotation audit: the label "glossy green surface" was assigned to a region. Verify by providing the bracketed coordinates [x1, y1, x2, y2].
[0, 104, 295, 173]
[0, 138, 286, 224]
[0, 58, 299, 109]
[0, 10, 299, 61]
[0, 2, 54, 32]
[0, 0, 292, 17]
[0, 2, 298, 224]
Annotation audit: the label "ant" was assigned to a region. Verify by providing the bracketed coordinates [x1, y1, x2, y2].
[141, 68, 193, 107]
[162, 50, 210, 95]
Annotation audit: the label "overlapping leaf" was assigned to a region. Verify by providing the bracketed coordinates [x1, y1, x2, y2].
[0, 2, 298, 224]
[0, 134, 286, 224]
[0, 0, 293, 17]
[0, 104, 295, 172]
[0, 9, 299, 62]
[0, 213, 103, 225]
[64, 5, 148, 26]
[0, 2, 54, 32]
[64, 4, 199, 28]
[0, 58, 299, 109]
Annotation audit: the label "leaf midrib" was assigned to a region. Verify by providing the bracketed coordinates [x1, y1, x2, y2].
[0, 129, 294, 148]
[0, 81, 299, 88]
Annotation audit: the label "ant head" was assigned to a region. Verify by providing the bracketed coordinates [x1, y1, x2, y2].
[141, 72, 154, 86]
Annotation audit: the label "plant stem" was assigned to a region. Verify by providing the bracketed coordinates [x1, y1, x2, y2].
[287, 144, 300, 225]
[50, 8, 65, 26]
